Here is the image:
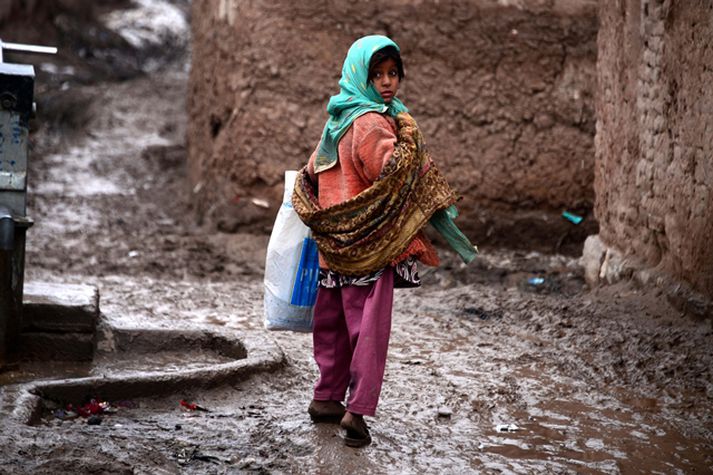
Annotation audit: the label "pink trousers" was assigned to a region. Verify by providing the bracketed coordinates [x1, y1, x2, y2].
[312, 269, 394, 417]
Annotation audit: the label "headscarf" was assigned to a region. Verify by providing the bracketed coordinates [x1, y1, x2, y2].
[313, 35, 409, 174]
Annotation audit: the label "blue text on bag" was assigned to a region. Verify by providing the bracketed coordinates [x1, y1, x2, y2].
[290, 237, 319, 306]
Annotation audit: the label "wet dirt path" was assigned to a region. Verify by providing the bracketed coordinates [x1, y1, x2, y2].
[2, 16, 712, 475]
[6, 272, 712, 474]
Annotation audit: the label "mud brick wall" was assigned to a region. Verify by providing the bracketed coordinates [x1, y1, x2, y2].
[187, 0, 598, 250]
[594, 0, 713, 300]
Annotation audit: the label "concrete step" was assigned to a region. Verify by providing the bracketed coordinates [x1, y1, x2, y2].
[22, 282, 98, 333]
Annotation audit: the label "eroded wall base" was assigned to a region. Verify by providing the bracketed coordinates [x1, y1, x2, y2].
[582, 235, 712, 319]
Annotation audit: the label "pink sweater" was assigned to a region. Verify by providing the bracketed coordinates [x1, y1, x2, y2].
[307, 112, 438, 269]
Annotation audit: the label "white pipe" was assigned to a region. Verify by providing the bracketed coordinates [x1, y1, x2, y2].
[2, 42, 58, 55]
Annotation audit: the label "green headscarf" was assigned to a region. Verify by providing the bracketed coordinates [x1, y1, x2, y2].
[314, 35, 409, 174]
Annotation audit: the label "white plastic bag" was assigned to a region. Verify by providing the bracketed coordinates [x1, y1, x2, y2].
[263, 170, 319, 332]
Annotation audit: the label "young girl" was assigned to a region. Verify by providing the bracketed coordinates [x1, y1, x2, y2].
[293, 35, 475, 448]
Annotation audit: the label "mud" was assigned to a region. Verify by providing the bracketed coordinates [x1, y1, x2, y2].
[0, 2, 712, 474]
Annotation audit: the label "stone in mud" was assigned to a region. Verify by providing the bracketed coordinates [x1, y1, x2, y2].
[581, 234, 605, 286]
[87, 415, 102, 426]
[437, 406, 453, 418]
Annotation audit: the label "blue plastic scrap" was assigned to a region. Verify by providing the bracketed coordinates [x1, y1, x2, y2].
[562, 211, 584, 225]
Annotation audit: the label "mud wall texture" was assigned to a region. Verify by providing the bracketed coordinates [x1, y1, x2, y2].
[589, 0, 713, 308]
[187, 0, 598, 251]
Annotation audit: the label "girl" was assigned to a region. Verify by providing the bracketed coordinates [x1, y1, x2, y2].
[293, 35, 475, 448]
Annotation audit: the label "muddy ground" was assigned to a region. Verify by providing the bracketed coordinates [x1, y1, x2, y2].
[1, 2, 712, 474]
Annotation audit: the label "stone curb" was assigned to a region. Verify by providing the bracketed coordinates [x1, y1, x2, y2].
[3, 326, 286, 425]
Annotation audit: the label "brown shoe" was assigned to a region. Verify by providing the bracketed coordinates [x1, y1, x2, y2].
[340, 411, 372, 448]
[308, 400, 345, 423]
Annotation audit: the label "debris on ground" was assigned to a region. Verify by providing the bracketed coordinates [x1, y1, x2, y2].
[87, 415, 102, 426]
[495, 423, 520, 433]
[175, 446, 222, 466]
[52, 399, 122, 422]
[53, 409, 78, 421]
[562, 211, 584, 224]
[180, 400, 211, 412]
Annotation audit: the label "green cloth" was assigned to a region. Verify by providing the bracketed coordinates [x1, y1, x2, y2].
[430, 205, 478, 264]
[314, 35, 408, 174]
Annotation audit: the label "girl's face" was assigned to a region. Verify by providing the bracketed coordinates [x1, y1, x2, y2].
[370, 58, 401, 104]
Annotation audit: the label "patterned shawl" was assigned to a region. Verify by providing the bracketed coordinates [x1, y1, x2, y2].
[293, 113, 458, 276]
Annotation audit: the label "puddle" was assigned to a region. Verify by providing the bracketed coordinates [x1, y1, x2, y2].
[477, 398, 713, 473]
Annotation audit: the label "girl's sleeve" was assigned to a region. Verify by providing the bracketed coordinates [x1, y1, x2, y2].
[353, 115, 397, 183]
